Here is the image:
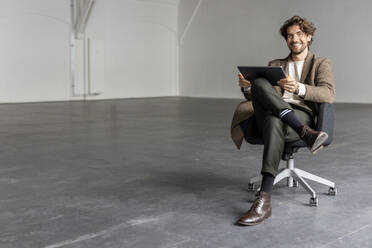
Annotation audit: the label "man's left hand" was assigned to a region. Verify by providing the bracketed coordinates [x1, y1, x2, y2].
[278, 76, 299, 93]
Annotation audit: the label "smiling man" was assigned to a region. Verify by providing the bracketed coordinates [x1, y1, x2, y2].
[231, 16, 335, 226]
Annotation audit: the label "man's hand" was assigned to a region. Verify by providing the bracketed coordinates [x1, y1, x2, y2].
[238, 73, 251, 88]
[278, 76, 299, 93]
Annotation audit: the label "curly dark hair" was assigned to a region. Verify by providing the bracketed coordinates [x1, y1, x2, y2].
[280, 16, 316, 46]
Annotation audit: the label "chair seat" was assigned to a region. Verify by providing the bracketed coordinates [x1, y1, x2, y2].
[283, 140, 307, 160]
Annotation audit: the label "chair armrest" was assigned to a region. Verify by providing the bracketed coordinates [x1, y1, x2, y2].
[316, 103, 334, 146]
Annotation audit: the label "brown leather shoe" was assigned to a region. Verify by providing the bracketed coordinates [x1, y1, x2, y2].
[237, 191, 271, 226]
[298, 125, 328, 154]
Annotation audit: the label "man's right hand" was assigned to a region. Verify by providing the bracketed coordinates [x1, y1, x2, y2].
[238, 73, 251, 88]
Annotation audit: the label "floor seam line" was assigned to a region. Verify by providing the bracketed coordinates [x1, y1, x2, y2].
[42, 216, 161, 248]
[319, 222, 372, 248]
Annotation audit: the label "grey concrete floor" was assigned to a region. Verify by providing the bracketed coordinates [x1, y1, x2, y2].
[0, 97, 371, 248]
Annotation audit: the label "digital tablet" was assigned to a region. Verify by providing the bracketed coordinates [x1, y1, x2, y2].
[237, 66, 287, 86]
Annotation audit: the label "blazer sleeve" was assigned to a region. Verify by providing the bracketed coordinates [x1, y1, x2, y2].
[303, 58, 336, 103]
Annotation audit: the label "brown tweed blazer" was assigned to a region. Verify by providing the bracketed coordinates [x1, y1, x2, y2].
[230, 52, 335, 149]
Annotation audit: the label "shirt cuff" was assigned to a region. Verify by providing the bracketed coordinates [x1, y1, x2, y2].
[241, 87, 251, 93]
[297, 83, 306, 96]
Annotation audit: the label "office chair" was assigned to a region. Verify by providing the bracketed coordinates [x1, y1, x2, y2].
[240, 103, 337, 206]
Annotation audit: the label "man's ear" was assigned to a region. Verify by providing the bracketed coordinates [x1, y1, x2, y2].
[307, 35, 312, 42]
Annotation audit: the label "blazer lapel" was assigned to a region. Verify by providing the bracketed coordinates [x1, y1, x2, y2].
[283, 54, 291, 76]
[283, 52, 314, 84]
[300, 52, 314, 84]
[276, 54, 291, 95]
[278, 52, 313, 93]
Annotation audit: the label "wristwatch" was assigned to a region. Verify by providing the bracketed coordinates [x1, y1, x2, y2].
[294, 87, 299, 95]
[241, 87, 250, 93]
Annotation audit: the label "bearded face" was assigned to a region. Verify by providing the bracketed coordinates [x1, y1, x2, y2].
[286, 25, 312, 55]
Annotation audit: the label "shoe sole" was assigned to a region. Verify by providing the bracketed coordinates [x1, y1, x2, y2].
[312, 145, 324, 154]
[310, 132, 328, 154]
[237, 209, 272, 226]
[237, 219, 266, 226]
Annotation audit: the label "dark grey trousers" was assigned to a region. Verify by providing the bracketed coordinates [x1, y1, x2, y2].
[250, 78, 313, 177]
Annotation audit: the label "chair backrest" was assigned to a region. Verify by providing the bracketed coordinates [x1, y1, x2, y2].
[315, 103, 334, 146]
[284, 103, 334, 160]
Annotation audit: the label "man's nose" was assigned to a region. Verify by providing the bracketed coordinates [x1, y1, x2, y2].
[292, 35, 300, 42]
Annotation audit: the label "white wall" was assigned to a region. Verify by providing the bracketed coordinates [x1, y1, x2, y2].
[178, 0, 372, 104]
[0, 0, 71, 103]
[2, 0, 371, 103]
[0, 0, 178, 103]
[78, 0, 179, 100]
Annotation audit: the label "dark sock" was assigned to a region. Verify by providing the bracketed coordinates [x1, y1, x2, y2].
[260, 173, 275, 193]
[279, 109, 303, 133]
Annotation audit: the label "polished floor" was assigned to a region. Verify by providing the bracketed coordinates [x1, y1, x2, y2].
[0, 97, 371, 248]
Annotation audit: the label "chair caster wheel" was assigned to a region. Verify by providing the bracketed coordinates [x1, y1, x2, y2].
[309, 197, 318, 207]
[293, 179, 298, 188]
[328, 187, 337, 196]
[248, 183, 255, 191]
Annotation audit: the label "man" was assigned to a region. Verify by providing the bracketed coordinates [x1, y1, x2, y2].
[230, 16, 335, 226]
